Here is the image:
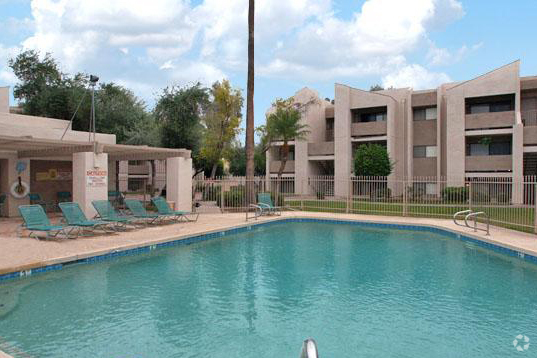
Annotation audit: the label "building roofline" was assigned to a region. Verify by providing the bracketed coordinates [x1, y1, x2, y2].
[446, 60, 520, 92]
[334, 83, 400, 103]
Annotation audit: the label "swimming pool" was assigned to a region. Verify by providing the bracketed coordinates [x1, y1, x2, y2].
[1, 220, 536, 357]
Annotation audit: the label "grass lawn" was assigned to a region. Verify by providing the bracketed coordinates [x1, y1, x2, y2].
[285, 199, 536, 233]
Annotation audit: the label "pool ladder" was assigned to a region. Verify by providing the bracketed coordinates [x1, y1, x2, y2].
[299, 338, 319, 358]
[453, 210, 490, 235]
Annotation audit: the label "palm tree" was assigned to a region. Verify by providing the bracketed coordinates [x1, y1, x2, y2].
[245, 0, 255, 203]
[266, 105, 310, 203]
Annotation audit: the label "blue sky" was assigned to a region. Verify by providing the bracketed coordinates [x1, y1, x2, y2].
[1, 0, 536, 142]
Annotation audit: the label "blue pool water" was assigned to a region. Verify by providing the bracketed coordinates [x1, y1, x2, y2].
[1, 221, 537, 357]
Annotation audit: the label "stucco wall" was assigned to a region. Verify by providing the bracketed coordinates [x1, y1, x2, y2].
[30, 160, 72, 204]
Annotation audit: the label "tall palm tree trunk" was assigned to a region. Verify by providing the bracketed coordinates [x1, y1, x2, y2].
[245, 0, 255, 204]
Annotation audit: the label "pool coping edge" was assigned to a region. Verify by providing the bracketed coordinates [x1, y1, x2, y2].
[1, 215, 536, 284]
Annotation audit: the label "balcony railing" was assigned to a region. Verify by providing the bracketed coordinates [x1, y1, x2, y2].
[351, 121, 387, 137]
[465, 111, 515, 129]
[308, 142, 335, 156]
[522, 110, 537, 126]
[269, 160, 295, 173]
[465, 155, 512, 172]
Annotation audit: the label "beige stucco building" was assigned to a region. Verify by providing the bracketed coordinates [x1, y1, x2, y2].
[266, 61, 537, 202]
[0, 86, 192, 218]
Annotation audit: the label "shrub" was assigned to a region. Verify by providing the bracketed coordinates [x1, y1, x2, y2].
[471, 190, 490, 203]
[441, 187, 468, 203]
[202, 185, 221, 201]
[371, 187, 391, 199]
[216, 186, 245, 208]
[496, 192, 511, 204]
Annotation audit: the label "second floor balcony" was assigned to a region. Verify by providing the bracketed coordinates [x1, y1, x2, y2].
[465, 155, 512, 172]
[269, 160, 295, 173]
[308, 142, 335, 156]
[465, 110, 515, 130]
[351, 121, 387, 137]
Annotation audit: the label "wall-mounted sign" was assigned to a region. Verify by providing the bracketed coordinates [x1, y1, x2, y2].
[36, 169, 72, 181]
[86, 169, 108, 187]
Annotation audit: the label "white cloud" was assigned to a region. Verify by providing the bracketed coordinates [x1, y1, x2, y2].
[0, 0, 471, 105]
[261, 0, 465, 80]
[427, 41, 483, 66]
[382, 64, 451, 89]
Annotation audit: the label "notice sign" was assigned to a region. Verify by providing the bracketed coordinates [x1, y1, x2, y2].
[86, 169, 108, 187]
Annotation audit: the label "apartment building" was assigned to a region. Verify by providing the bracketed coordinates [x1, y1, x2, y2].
[266, 61, 537, 203]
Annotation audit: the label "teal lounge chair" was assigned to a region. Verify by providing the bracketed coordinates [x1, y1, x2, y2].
[29, 193, 56, 212]
[92, 200, 141, 229]
[125, 199, 165, 225]
[59, 202, 115, 235]
[151, 197, 199, 222]
[257, 192, 282, 216]
[18, 204, 76, 239]
[57, 191, 72, 203]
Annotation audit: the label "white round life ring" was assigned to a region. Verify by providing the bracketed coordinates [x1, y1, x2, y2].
[10, 180, 30, 199]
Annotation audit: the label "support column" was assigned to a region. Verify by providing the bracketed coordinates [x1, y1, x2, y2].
[73, 152, 108, 218]
[512, 121, 524, 204]
[3, 156, 30, 217]
[118, 160, 128, 192]
[334, 84, 352, 197]
[166, 157, 192, 211]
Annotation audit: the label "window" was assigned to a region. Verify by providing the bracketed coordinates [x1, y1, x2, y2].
[466, 141, 511, 156]
[277, 146, 295, 161]
[470, 104, 490, 114]
[489, 142, 511, 155]
[359, 112, 386, 122]
[413, 107, 437, 121]
[469, 143, 489, 156]
[414, 145, 437, 158]
[326, 118, 334, 130]
[128, 160, 145, 165]
[466, 94, 515, 114]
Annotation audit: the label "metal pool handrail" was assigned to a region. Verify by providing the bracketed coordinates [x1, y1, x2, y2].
[465, 211, 490, 236]
[299, 338, 319, 358]
[453, 210, 472, 227]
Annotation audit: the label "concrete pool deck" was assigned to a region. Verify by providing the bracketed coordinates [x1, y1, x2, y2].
[1, 211, 536, 276]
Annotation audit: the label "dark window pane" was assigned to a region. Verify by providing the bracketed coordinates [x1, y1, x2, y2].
[413, 146, 426, 158]
[489, 142, 511, 155]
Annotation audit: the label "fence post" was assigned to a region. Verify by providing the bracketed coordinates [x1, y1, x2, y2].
[220, 181, 225, 213]
[346, 178, 351, 213]
[534, 182, 537, 234]
[301, 178, 304, 211]
[402, 178, 408, 217]
[468, 180, 472, 211]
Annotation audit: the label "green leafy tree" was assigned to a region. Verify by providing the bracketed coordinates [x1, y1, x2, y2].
[154, 84, 209, 174]
[9, 50, 63, 113]
[353, 144, 393, 176]
[9, 50, 148, 144]
[200, 80, 243, 178]
[122, 114, 162, 195]
[227, 143, 265, 176]
[265, 98, 310, 200]
[369, 84, 384, 91]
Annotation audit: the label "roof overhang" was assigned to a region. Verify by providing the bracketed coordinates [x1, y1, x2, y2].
[0, 135, 190, 160]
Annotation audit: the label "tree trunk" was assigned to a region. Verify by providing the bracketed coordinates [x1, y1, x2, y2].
[275, 142, 289, 206]
[210, 163, 218, 179]
[245, 0, 255, 204]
